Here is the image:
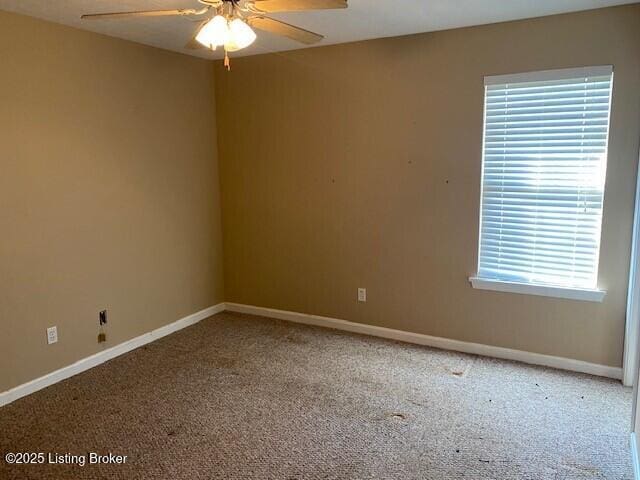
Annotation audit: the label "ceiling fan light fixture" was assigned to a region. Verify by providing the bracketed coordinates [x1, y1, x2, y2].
[196, 15, 229, 49]
[196, 15, 256, 53]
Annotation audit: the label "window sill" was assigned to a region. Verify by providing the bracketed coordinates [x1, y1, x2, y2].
[469, 277, 606, 303]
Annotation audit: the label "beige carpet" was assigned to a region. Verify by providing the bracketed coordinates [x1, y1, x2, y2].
[0, 311, 633, 479]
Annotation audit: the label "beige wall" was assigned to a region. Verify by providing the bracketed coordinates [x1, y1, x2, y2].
[0, 11, 224, 391]
[1, 5, 639, 394]
[214, 4, 640, 368]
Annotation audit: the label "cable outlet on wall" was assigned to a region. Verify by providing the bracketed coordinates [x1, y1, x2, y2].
[46, 326, 58, 345]
[358, 288, 367, 302]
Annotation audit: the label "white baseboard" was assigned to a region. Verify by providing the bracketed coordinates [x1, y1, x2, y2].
[632, 433, 640, 480]
[0, 303, 225, 407]
[1, 300, 623, 408]
[224, 303, 623, 381]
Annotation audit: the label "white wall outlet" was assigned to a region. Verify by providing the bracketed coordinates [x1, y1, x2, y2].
[46, 326, 58, 345]
[358, 288, 367, 302]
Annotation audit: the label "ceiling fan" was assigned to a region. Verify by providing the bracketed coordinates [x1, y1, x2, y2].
[81, 0, 348, 69]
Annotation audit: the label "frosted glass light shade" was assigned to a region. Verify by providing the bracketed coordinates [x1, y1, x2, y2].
[196, 15, 229, 49]
[227, 19, 256, 50]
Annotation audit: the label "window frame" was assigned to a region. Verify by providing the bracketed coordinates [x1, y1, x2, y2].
[469, 66, 613, 302]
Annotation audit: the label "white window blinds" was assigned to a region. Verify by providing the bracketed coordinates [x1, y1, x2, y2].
[477, 66, 613, 289]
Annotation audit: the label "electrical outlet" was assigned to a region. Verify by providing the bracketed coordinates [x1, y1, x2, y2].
[47, 326, 58, 345]
[99, 310, 107, 326]
[358, 288, 367, 302]
[98, 332, 106, 343]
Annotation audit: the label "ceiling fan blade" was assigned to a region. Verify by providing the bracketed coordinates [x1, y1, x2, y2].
[81, 8, 207, 20]
[251, 0, 347, 13]
[248, 17, 323, 44]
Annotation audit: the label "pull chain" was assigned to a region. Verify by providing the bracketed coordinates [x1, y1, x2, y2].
[224, 49, 231, 71]
[224, 2, 233, 71]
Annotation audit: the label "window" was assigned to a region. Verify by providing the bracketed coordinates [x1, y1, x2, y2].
[470, 66, 613, 302]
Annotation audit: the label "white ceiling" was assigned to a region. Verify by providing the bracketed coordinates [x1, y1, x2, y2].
[0, 0, 637, 60]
